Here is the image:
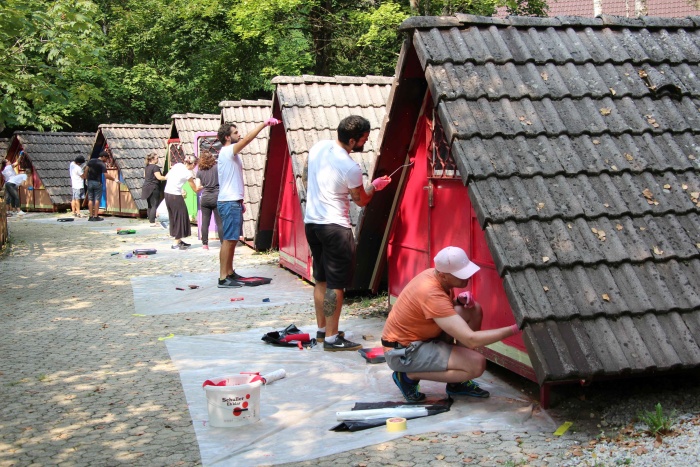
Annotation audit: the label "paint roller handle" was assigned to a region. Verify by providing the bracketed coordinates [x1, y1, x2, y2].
[261, 369, 286, 384]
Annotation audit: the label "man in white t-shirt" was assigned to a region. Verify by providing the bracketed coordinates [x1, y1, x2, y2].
[304, 115, 391, 351]
[69, 156, 86, 217]
[216, 118, 280, 288]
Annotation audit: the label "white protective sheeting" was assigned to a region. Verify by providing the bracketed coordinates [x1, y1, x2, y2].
[165, 319, 556, 466]
[131, 267, 313, 315]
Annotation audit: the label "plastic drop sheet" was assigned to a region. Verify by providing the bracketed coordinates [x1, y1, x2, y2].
[131, 265, 313, 315]
[165, 318, 556, 466]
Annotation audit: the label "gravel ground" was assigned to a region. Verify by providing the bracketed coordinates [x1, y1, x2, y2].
[1, 211, 699, 467]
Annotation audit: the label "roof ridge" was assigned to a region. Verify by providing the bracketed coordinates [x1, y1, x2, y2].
[98, 124, 170, 129]
[170, 113, 220, 119]
[218, 99, 273, 108]
[271, 75, 393, 85]
[399, 14, 700, 31]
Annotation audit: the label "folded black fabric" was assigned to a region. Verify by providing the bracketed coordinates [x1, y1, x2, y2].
[261, 324, 315, 348]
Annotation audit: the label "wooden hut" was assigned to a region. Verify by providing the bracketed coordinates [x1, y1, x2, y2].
[219, 100, 272, 248]
[5, 132, 94, 211]
[256, 76, 392, 286]
[169, 114, 221, 222]
[91, 124, 170, 217]
[371, 14, 700, 406]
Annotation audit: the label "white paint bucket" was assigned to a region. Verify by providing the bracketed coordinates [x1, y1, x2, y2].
[202, 375, 263, 427]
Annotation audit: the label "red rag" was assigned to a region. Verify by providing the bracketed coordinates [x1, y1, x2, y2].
[365, 347, 385, 359]
[230, 297, 244, 301]
[202, 379, 227, 387]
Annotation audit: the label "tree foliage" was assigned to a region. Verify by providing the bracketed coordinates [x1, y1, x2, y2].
[1, 0, 550, 133]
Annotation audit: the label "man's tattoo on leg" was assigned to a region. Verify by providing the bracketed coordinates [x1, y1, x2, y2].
[323, 289, 337, 317]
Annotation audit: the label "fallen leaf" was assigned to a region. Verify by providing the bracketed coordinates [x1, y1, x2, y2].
[609, 87, 616, 95]
[543, 286, 550, 292]
[602, 294, 610, 301]
[472, 431, 483, 436]
[653, 246, 664, 255]
[519, 116, 526, 121]
[542, 256, 550, 263]
[635, 446, 648, 455]
[462, 458, 473, 463]
[654, 434, 663, 448]
[593, 139, 600, 145]
[529, 453, 539, 459]
[600, 107, 612, 116]
[603, 203, 610, 208]
[616, 224, 623, 231]
[642, 188, 654, 200]
[525, 120, 532, 125]
[537, 202, 545, 211]
[610, 165, 618, 171]
[696, 243, 700, 249]
[625, 153, 634, 161]
[689, 154, 696, 160]
[436, 454, 445, 460]
[591, 228, 598, 234]
[639, 70, 648, 78]
[663, 184, 671, 189]
[541, 72, 548, 81]
[567, 223, 573, 229]
[682, 184, 688, 190]
[640, 226, 647, 231]
[572, 448, 584, 457]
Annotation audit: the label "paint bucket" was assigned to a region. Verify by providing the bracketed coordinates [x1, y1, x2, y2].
[202, 375, 262, 427]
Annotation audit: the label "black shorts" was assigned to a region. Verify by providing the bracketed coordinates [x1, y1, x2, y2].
[305, 223, 355, 290]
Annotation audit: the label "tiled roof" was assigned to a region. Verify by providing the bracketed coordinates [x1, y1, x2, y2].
[11, 132, 94, 204]
[169, 113, 220, 157]
[95, 124, 170, 210]
[0, 138, 9, 158]
[271, 75, 393, 229]
[219, 100, 272, 240]
[399, 15, 700, 384]
[542, 0, 700, 18]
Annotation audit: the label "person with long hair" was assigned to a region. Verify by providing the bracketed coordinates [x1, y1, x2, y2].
[196, 150, 223, 250]
[164, 155, 200, 249]
[142, 152, 166, 226]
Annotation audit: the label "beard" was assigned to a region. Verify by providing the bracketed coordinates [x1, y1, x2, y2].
[351, 144, 364, 153]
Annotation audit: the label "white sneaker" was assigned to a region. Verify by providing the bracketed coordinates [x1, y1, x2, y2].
[17, 210, 25, 215]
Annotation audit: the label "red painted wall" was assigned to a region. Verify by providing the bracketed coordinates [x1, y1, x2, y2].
[387, 112, 527, 364]
[277, 151, 312, 281]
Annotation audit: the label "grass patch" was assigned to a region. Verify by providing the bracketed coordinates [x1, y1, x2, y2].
[638, 403, 674, 436]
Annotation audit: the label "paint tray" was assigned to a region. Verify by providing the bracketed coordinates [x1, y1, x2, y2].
[358, 347, 385, 364]
[236, 276, 272, 287]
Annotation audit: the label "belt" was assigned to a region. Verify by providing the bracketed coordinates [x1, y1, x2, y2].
[381, 339, 405, 349]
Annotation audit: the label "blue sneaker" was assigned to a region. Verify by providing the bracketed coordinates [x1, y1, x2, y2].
[392, 371, 426, 402]
[446, 380, 490, 398]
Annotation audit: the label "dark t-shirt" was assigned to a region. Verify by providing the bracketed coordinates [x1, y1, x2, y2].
[197, 166, 220, 205]
[142, 164, 162, 198]
[86, 159, 107, 182]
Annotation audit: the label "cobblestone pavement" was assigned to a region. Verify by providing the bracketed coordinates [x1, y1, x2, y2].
[1, 213, 699, 467]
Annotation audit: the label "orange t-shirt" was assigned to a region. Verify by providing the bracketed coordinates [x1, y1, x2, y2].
[382, 269, 456, 346]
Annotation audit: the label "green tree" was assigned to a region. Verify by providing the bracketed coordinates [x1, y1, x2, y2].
[0, 0, 105, 132]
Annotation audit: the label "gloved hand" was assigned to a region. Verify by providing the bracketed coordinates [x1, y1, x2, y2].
[265, 117, 280, 126]
[457, 291, 475, 308]
[371, 176, 391, 191]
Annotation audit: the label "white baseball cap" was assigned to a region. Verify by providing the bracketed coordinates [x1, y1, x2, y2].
[434, 246, 480, 280]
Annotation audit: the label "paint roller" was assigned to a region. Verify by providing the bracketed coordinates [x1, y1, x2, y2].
[248, 369, 287, 385]
[335, 406, 428, 421]
[387, 159, 415, 178]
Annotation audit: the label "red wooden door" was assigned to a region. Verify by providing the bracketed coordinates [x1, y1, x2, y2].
[277, 154, 312, 281]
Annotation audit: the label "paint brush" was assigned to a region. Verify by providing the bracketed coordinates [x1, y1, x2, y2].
[388, 160, 414, 178]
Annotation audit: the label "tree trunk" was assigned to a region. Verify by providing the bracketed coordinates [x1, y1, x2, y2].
[310, 1, 333, 76]
[593, 0, 603, 16]
[635, 0, 648, 16]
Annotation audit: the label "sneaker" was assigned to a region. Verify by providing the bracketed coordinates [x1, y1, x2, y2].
[392, 371, 426, 402]
[315, 330, 344, 343]
[149, 223, 159, 228]
[202, 245, 209, 250]
[217, 277, 243, 288]
[446, 380, 490, 398]
[17, 210, 25, 215]
[227, 271, 244, 280]
[87, 217, 96, 222]
[171, 244, 188, 250]
[179, 240, 191, 247]
[323, 335, 361, 352]
[94, 216, 104, 221]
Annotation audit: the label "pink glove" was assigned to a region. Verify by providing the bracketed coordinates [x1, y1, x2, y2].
[457, 291, 475, 308]
[265, 117, 280, 126]
[371, 176, 391, 191]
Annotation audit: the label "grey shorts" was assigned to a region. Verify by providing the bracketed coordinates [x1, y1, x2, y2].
[384, 340, 453, 373]
[72, 188, 84, 200]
